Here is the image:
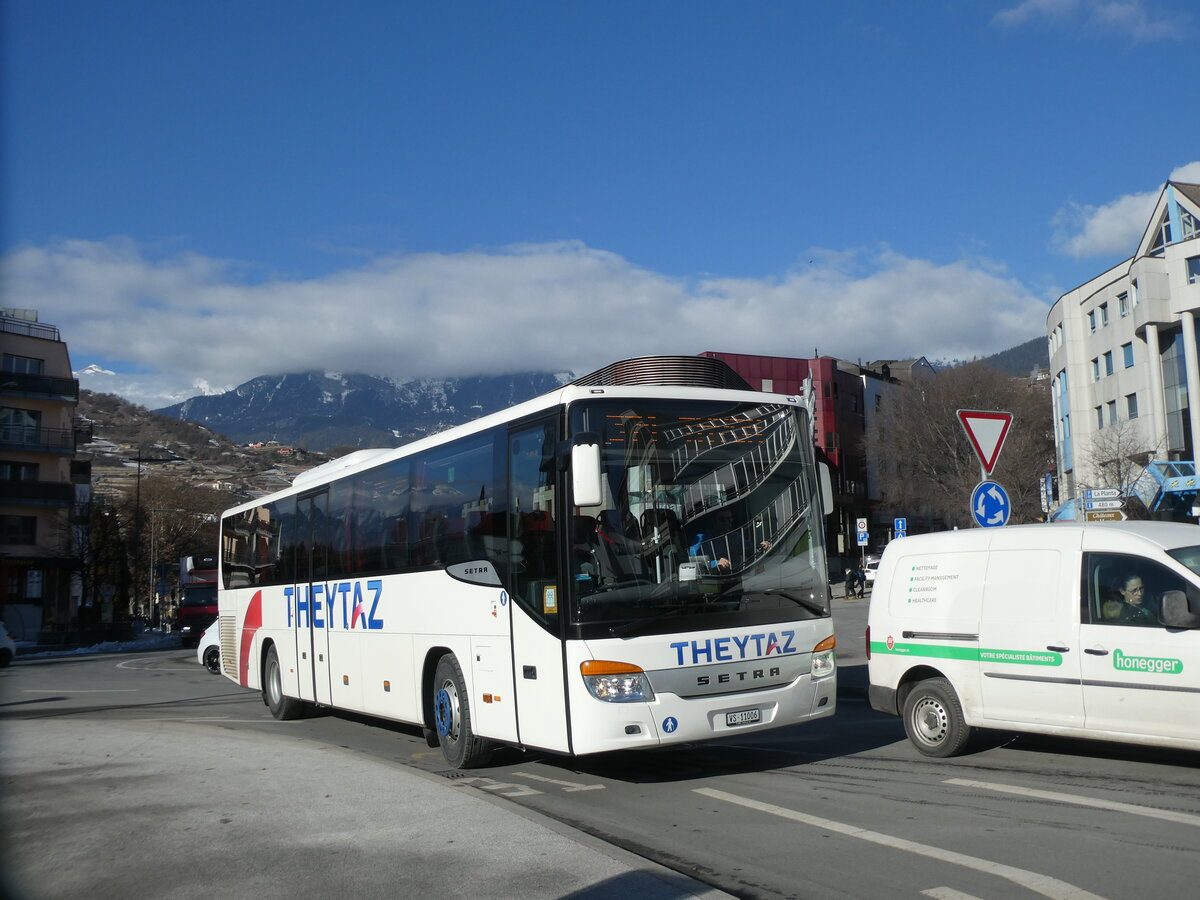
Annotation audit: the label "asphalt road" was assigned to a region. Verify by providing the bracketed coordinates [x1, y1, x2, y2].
[5, 592, 1200, 899]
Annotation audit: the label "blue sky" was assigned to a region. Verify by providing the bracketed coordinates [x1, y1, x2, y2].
[3, 0, 1198, 408]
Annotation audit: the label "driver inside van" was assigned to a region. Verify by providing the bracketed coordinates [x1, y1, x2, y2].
[1103, 573, 1157, 625]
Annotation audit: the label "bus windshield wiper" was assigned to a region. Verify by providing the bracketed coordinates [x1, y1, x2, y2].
[761, 589, 828, 617]
[609, 606, 687, 638]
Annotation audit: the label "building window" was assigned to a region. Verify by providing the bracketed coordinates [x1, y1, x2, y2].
[1088, 310, 1097, 332]
[0, 515, 36, 544]
[0, 461, 38, 481]
[1187, 256, 1200, 285]
[1122, 342, 1134, 368]
[1096, 406, 1105, 429]
[1092, 358, 1100, 381]
[1099, 303, 1109, 326]
[761, 378, 773, 392]
[1118, 292, 1129, 317]
[1132, 279, 1140, 305]
[1107, 400, 1118, 425]
[1104, 351, 1114, 376]
[1127, 393, 1139, 419]
[0, 407, 41, 445]
[2, 354, 44, 375]
[1183, 209, 1199, 241]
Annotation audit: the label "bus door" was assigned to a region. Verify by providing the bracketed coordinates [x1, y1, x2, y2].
[294, 490, 333, 706]
[507, 419, 571, 753]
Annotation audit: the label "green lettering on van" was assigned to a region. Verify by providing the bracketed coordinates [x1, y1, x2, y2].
[1112, 649, 1183, 675]
[870, 642, 1062, 666]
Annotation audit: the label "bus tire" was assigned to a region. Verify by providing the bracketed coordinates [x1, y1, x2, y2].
[902, 677, 972, 758]
[432, 654, 492, 768]
[263, 645, 304, 721]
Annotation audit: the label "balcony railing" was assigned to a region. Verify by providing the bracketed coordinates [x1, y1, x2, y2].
[0, 425, 78, 454]
[0, 372, 79, 401]
[0, 480, 76, 507]
[0, 316, 61, 341]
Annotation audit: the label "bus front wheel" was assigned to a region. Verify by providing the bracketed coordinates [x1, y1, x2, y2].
[263, 645, 304, 721]
[432, 654, 492, 768]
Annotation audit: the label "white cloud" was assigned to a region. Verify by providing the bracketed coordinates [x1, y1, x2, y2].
[2, 238, 1048, 408]
[993, 0, 1190, 41]
[1052, 161, 1200, 258]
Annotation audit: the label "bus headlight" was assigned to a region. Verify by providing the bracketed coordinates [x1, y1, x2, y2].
[810, 635, 836, 680]
[580, 660, 655, 702]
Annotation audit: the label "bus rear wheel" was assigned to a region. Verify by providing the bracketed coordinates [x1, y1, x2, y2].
[263, 645, 304, 721]
[432, 654, 492, 768]
[902, 676, 972, 757]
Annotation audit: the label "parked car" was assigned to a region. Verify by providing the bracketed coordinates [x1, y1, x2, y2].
[0, 620, 15, 667]
[196, 621, 220, 674]
[865, 558, 880, 584]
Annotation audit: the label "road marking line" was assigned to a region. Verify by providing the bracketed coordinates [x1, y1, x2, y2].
[453, 776, 542, 797]
[22, 689, 138, 693]
[694, 788, 1103, 900]
[944, 778, 1200, 828]
[922, 889, 985, 900]
[510, 771, 605, 791]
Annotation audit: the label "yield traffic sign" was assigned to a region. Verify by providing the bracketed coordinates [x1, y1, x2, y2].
[957, 409, 1013, 475]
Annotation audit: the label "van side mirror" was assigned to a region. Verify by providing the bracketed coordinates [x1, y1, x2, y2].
[1160, 590, 1200, 629]
[818, 462, 834, 517]
[570, 432, 603, 508]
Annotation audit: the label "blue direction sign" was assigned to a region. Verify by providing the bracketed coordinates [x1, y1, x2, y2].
[893, 517, 907, 538]
[971, 480, 1010, 528]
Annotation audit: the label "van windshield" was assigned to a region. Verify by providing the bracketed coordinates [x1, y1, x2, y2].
[1166, 546, 1200, 576]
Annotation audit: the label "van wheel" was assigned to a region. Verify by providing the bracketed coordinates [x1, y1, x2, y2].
[263, 645, 304, 720]
[432, 654, 493, 768]
[903, 677, 972, 757]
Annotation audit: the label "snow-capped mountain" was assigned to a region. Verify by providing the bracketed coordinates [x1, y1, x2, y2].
[154, 370, 573, 450]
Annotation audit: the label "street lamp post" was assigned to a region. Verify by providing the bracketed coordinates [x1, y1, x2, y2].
[127, 449, 172, 621]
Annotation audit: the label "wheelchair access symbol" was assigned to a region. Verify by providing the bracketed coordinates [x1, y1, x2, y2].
[971, 480, 1010, 528]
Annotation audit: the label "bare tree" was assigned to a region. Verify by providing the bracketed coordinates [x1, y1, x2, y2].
[867, 363, 1055, 528]
[1082, 418, 1164, 496]
[115, 475, 239, 615]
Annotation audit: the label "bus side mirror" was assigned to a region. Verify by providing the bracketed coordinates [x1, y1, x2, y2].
[571, 433, 603, 508]
[1160, 590, 1200, 629]
[818, 462, 834, 517]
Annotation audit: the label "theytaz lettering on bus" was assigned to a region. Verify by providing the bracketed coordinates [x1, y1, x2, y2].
[285, 580, 385, 630]
[670, 631, 796, 666]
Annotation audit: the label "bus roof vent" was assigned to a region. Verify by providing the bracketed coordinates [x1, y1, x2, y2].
[571, 356, 753, 390]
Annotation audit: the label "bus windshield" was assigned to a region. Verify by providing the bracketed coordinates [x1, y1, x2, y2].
[567, 399, 828, 634]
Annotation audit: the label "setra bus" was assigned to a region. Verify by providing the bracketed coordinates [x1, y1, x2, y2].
[217, 356, 837, 767]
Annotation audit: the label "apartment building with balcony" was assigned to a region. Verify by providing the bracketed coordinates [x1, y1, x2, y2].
[1, 308, 92, 639]
[1047, 181, 1200, 518]
[698, 351, 935, 555]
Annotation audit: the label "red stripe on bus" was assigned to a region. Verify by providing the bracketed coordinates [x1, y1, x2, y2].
[239, 590, 263, 687]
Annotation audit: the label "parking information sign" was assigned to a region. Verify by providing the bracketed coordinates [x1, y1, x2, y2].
[855, 518, 869, 546]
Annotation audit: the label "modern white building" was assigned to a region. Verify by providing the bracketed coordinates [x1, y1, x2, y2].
[1047, 181, 1200, 517]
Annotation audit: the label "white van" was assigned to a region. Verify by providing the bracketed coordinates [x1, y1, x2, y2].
[867, 522, 1200, 757]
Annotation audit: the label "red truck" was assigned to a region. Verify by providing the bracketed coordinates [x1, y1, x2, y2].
[177, 555, 218, 649]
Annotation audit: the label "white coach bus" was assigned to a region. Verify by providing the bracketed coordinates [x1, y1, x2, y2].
[217, 356, 837, 767]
